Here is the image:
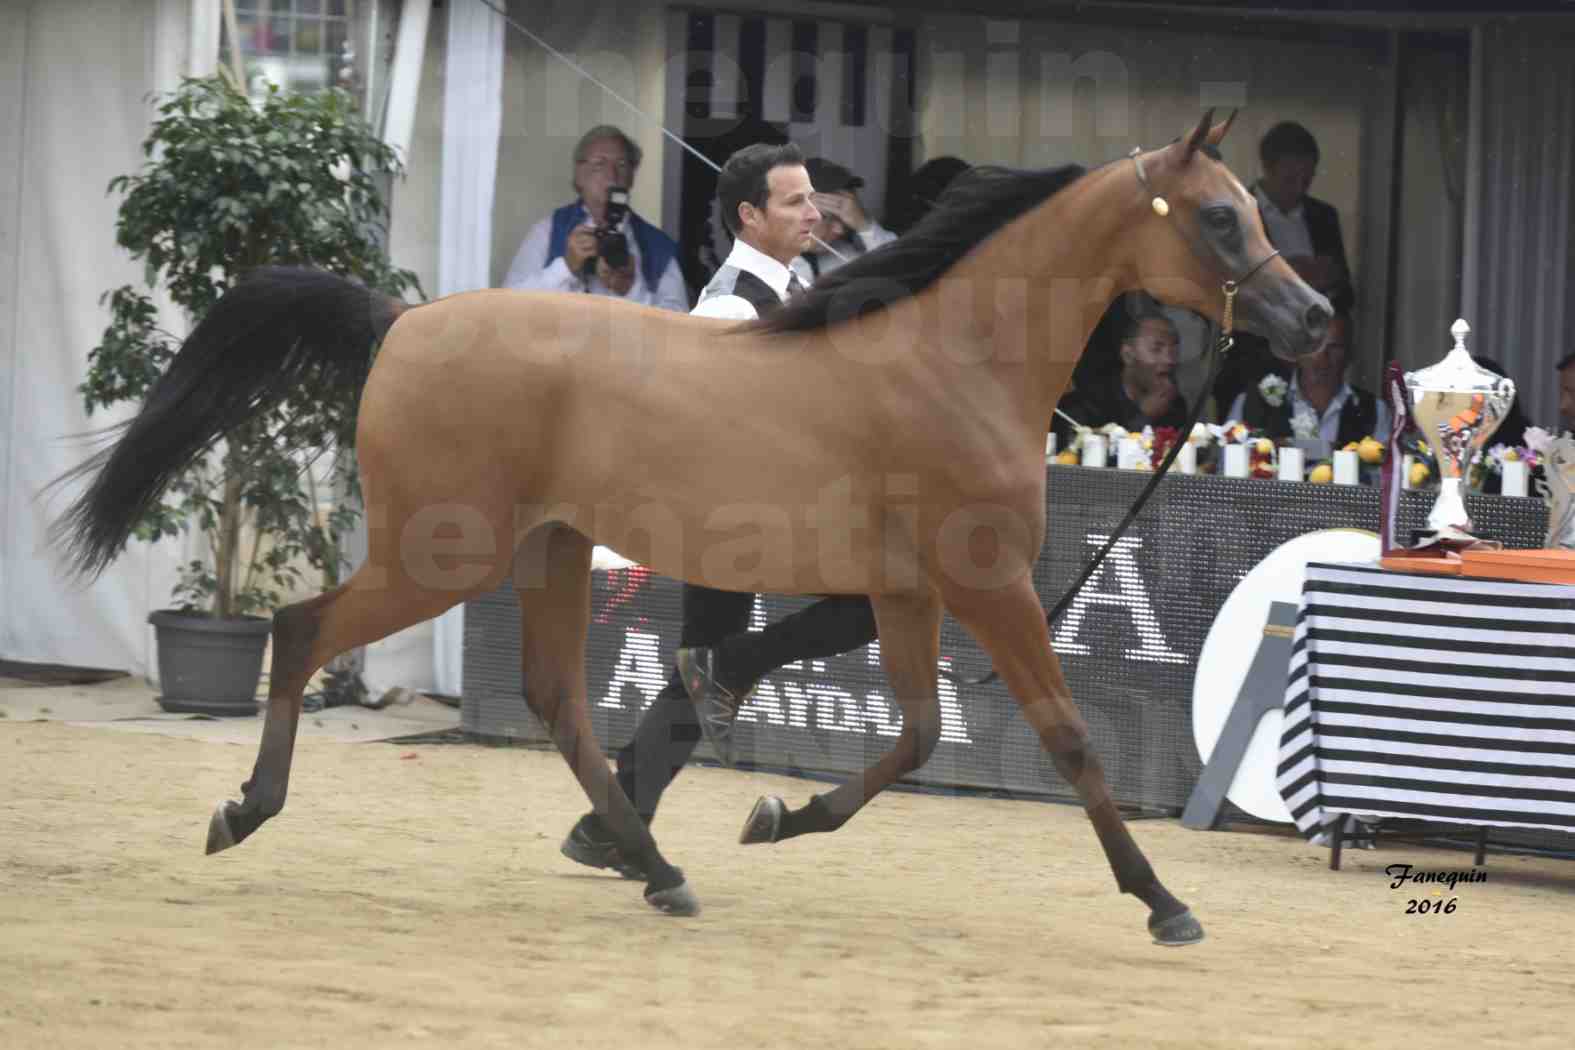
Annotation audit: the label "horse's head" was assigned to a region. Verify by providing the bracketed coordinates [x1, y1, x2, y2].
[1131, 110, 1331, 361]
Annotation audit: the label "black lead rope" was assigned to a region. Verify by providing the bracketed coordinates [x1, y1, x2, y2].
[940, 325, 1232, 689]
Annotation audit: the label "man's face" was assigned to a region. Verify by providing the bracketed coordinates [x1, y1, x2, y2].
[575, 137, 634, 214]
[1559, 363, 1575, 433]
[1261, 153, 1317, 213]
[1298, 315, 1350, 389]
[743, 164, 820, 264]
[1121, 318, 1181, 397]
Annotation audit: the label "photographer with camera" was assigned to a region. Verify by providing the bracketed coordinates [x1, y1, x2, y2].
[503, 125, 688, 312]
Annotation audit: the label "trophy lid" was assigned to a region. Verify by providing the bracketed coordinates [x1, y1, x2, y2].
[1404, 318, 1515, 403]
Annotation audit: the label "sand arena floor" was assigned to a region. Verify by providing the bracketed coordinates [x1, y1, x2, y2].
[3, 697, 1575, 1049]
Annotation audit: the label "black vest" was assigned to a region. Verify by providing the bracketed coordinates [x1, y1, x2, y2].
[697, 266, 784, 317]
[1242, 376, 1378, 447]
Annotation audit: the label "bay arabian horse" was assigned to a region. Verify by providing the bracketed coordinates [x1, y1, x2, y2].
[56, 111, 1329, 943]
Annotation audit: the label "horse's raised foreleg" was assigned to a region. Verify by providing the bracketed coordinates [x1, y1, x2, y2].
[945, 576, 1204, 947]
[205, 566, 471, 854]
[515, 523, 698, 916]
[740, 588, 942, 844]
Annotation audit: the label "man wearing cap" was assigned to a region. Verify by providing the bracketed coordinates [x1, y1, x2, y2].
[792, 156, 897, 285]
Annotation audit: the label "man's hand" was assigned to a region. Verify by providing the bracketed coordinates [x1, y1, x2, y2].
[1138, 377, 1178, 421]
[596, 257, 636, 296]
[564, 224, 598, 275]
[811, 190, 869, 233]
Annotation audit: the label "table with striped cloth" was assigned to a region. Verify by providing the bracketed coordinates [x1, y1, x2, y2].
[1277, 561, 1575, 842]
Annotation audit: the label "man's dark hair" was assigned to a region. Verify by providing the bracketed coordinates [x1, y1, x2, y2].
[1260, 121, 1320, 168]
[1119, 292, 1177, 345]
[1558, 350, 1575, 372]
[717, 142, 805, 236]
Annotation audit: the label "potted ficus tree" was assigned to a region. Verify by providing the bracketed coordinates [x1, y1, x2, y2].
[80, 76, 420, 714]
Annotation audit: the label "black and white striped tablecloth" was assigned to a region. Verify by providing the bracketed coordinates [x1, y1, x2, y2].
[1277, 561, 1575, 840]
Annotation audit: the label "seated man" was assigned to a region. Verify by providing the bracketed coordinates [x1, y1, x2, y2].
[1559, 351, 1575, 435]
[502, 124, 688, 312]
[791, 156, 897, 285]
[1053, 297, 1189, 450]
[1227, 311, 1391, 450]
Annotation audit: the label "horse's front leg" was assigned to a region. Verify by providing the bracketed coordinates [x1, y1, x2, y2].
[740, 586, 942, 843]
[945, 575, 1204, 947]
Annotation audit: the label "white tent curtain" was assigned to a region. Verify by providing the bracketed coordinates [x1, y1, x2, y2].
[1461, 21, 1575, 431]
[430, 0, 505, 696]
[0, 0, 212, 675]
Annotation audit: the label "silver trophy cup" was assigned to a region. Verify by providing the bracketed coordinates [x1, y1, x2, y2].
[1540, 436, 1575, 550]
[1403, 319, 1516, 546]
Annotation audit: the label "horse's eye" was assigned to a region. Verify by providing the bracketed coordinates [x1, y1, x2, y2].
[1204, 208, 1237, 231]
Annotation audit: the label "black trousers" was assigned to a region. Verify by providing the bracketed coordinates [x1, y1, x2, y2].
[613, 584, 879, 821]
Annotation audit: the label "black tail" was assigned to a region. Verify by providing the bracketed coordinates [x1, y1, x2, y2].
[52, 266, 407, 580]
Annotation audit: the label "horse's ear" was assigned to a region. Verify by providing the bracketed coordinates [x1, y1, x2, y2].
[1207, 108, 1238, 147]
[1182, 108, 1215, 163]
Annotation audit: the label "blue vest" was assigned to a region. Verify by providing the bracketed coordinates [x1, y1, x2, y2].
[545, 202, 677, 293]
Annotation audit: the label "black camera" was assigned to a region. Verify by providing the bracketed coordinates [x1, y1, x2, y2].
[581, 186, 631, 278]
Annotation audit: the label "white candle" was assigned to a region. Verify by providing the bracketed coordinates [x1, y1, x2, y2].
[1081, 434, 1107, 468]
[1501, 459, 1529, 497]
[1402, 454, 1416, 489]
[1223, 443, 1249, 478]
[1117, 437, 1144, 470]
[1177, 442, 1197, 475]
[1333, 449, 1360, 486]
[1045, 432, 1057, 460]
[1277, 446, 1305, 482]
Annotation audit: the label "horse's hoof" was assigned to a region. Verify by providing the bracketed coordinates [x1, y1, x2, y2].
[205, 802, 238, 855]
[739, 795, 784, 844]
[1149, 908, 1205, 946]
[644, 880, 701, 917]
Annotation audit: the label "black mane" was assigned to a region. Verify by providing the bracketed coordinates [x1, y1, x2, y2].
[752, 163, 1087, 335]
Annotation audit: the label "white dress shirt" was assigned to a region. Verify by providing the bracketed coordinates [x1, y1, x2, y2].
[503, 207, 690, 313]
[1252, 185, 1315, 260]
[790, 221, 898, 286]
[691, 238, 800, 320]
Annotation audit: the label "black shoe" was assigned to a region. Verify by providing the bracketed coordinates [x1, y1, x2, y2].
[675, 645, 758, 768]
[559, 814, 647, 880]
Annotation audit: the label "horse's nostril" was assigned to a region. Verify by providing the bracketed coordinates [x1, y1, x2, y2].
[1305, 302, 1331, 333]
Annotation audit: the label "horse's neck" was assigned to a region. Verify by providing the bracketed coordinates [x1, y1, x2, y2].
[922, 163, 1140, 427]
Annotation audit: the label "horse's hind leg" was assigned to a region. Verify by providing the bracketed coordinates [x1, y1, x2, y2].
[945, 576, 1203, 947]
[515, 523, 698, 916]
[206, 566, 474, 854]
[741, 588, 942, 843]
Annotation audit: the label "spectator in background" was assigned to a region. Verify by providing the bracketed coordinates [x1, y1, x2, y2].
[1230, 311, 1391, 450]
[1558, 351, 1575, 435]
[1053, 294, 1189, 450]
[1214, 120, 1354, 418]
[503, 124, 688, 312]
[791, 156, 896, 285]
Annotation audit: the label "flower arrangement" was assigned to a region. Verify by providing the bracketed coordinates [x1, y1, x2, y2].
[1258, 373, 1288, 408]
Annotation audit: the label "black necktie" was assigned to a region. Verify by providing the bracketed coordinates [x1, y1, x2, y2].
[786, 273, 805, 299]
